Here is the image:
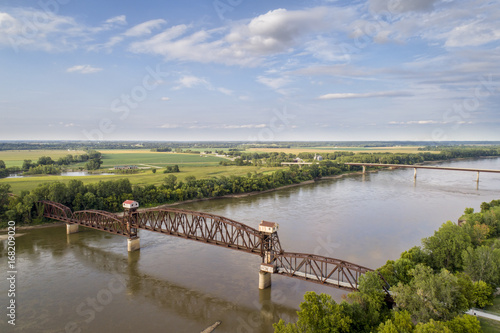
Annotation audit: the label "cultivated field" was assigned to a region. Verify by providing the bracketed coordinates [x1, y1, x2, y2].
[0, 149, 279, 194]
[0, 149, 87, 167]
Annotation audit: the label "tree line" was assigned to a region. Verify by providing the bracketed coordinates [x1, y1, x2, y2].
[274, 199, 500, 332]
[0, 150, 103, 179]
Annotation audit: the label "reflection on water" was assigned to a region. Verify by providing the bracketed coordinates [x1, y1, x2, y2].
[1, 158, 499, 332]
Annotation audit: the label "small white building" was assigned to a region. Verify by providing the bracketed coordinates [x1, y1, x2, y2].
[123, 200, 139, 209]
[259, 221, 279, 234]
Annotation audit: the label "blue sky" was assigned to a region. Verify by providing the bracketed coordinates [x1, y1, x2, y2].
[0, 0, 499, 141]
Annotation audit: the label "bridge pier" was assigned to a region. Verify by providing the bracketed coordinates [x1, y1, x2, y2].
[127, 237, 140, 252]
[362, 165, 366, 174]
[66, 223, 79, 234]
[259, 271, 271, 289]
[477, 171, 480, 183]
[414, 168, 417, 180]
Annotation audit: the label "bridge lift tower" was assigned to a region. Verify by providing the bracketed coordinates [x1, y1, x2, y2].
[123, 200, 140, 251]
[258, 220, 280, 289]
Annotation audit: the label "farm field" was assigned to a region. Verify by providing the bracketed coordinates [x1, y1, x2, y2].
[0, 149, 86, 167]
[98, 150, 227, 168]
[247, 146, 437, 154]
[0, 164, 280, 195]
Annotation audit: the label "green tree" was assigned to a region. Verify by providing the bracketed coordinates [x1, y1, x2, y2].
[414, 320, 451, 333]
[0, 184, 11, 220]
[443, 314, 481, 333]
[392, 264, 469, 323]
[0, 160, 5, 169]
[471, 280, 494, 308]
[377, 311, 414, 333]
[163, 174, 177, 189]
[85, 158, 102, 170]
[462, 245, 500, 286]
[273, 292, 353, 333]
[422, 221, 471, 271]
[349, 271, 389, 329]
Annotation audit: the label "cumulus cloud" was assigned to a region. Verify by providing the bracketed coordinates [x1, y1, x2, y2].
[66, 65, 103, 74]
[128, 7, 351, 66]
[319, 91, 412, 99]
[161, 97, 171, 101]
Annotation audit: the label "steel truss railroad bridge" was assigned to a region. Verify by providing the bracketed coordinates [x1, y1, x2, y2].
[37, 200, 389, 294]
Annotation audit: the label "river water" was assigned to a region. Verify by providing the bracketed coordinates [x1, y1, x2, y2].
[1, 158, 500, 333]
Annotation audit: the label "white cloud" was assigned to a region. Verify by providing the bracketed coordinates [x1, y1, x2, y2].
[124, 19, 166, 37]
[105, 15, 127, 26]
[66, 65, 103, 74]
[161, 97, 171, 101]
[128, 7, 353, 66]
[257, 76, 291, 90]
[444, 21, 500, 47]
[174, 75, 209, 89]
[319, 91, 412, 99]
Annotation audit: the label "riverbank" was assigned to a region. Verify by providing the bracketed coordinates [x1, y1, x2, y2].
[152, 171, 367, 209]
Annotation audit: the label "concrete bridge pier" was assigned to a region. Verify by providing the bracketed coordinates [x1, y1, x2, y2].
[362, 165, 366, 174]
[66, 223, 79, 234]
[127, 237, 140, 252]
[414, 168, 417, 180]
[259, 271, 271, 289]
[477, 171, 480, 183]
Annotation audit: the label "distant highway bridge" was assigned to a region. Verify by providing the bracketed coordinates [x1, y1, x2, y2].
[344, 162, 500, 182]
[37, 200, 390, 294]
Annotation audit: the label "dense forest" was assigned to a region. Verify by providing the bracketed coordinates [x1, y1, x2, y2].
[274, 199, 500, 332]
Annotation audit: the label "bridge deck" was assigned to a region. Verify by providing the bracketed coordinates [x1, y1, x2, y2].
[345, 162, 500, 173]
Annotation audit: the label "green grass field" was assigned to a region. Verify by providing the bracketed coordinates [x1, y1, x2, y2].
[0, 149, 87, 167]
[0, 148, 280, 194]
[479, 317, 500, 332]
[98, 150, 226, 168]
[484, 296, 500, 315]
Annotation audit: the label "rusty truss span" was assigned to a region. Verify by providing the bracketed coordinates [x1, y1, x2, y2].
[37, 200, 389, 294]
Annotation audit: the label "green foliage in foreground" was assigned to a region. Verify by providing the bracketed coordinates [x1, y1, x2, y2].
[274, 200, 500, 332]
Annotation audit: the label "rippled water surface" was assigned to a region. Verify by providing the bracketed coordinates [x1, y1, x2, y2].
[1, 158, 500, 332]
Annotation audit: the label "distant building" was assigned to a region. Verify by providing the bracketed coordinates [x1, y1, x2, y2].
[123, 200, 139, 209]
[259, 221, 279, 234]
[114, 165, 138, 170]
